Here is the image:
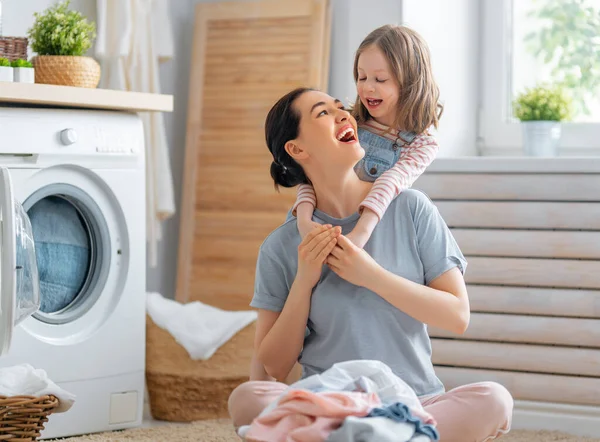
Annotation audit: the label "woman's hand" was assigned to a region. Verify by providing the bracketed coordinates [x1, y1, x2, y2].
[297, 224, 341, 289]
[326, 235, 381, 287]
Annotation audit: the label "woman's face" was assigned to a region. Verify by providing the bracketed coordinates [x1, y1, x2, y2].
[356, 44, 400, 127]
[288, 90, 364, 170]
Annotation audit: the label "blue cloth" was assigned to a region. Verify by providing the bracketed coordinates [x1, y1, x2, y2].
[368, 402, 439, 441]
[326, 416, 424, 442]
[27, 196, 90, 313]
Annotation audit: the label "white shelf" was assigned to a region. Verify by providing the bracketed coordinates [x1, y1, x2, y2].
[0, 82, 173, 113]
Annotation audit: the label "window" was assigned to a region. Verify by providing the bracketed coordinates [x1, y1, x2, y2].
[480, 0, 600, 154]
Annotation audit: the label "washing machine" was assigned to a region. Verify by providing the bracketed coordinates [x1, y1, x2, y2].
[0, 105, 146, 439]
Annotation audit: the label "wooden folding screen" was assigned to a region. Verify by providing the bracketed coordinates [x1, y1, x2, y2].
[177, 0, 331, 309]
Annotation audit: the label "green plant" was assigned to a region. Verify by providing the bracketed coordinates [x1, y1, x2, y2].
[525, 0, 600, 116]
[0, 58, 10, 67]
[513, 84, 573, 121]
[27, 0, 96, 56]
[11, 59, 33, 68]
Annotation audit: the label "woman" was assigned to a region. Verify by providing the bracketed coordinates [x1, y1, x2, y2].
[229, 88, 513, 442]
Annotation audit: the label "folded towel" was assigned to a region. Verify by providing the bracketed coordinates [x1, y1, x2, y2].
[146, 292, 258, 360]
[0, 364, 75, 413]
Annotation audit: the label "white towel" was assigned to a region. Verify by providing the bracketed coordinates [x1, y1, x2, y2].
[96, 0, 176, 267]
[146, 292, 258, 360]
[0, 364, 75, 413]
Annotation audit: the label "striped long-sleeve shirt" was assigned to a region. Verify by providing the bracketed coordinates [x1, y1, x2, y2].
[292, 122, 439, 221]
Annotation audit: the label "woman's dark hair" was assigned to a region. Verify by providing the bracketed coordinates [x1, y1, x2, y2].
[265, 87, 314, 190]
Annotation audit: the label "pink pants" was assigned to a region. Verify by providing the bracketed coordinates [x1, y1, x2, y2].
[228, 380, 513, 442]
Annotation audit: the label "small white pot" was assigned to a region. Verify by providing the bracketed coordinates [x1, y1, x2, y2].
[522, 121, 562, 157]
[13, 67, 35, 83]
[0, 66, 14, 82]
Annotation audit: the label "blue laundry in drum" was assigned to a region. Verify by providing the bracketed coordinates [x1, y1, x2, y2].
[27, 196, 91, 314]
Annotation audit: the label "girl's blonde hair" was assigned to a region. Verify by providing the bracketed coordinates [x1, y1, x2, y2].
[352, 24, 443, 135]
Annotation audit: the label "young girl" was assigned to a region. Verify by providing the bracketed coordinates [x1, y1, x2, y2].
[294, 24, 442, 248]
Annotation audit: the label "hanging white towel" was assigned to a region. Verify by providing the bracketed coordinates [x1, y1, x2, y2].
[146, 292, 258, 360]
[95, 0, 176, 267]
[0, 364, 75, 413]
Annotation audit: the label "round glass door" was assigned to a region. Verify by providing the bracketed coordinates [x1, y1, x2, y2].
[14, 200, 40, 325]
[23, 184, 111, 325]
[0, 167, 41, 356]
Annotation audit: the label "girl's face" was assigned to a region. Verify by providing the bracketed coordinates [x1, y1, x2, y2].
[288, 90, 364, 170]
[356, 45, 400, 127]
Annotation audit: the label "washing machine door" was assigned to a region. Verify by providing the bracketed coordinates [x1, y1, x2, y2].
[0, 167, 41, 356]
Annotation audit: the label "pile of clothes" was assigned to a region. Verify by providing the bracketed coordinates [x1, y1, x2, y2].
[238, 360, 439, 442]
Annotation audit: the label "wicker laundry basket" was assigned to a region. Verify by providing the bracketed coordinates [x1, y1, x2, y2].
[145, 315, 302, 422]
[145, 315, 256, 422]
[0, 37, 28, 62]
[0, 395, 59, 441]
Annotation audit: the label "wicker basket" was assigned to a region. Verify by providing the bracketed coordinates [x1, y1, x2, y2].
[0, 37, 28, 62]
[31, 55, 101, 88]
[0, 395, 59, 441]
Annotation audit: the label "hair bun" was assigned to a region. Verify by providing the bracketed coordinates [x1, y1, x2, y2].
[270, 160, 302, 188]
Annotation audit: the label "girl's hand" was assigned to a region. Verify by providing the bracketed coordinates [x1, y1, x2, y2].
[297, 224, 341, 289]
[326, 235, 380, 288]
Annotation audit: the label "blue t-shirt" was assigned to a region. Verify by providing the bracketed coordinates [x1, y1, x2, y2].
[250, 189, 467, 397]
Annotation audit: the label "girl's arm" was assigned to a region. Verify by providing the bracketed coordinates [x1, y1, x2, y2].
[349, 136, 439, 247]
[293, 184, 320, 239]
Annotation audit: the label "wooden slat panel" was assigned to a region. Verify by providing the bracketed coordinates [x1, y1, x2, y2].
[467, 286, 600, 318]
[195, 211, 287, 240]
[466, 257, 600, 289]
[453, 230, 600, 259]
[190, 265, 256, 311]
[431, 339, 600, 377]
[429, 313, 600, 348]
[415, 173, 600, 201]
[436, 201, 600, 230]
[435, 366, 600, 406]
[177, 0, 331, 307]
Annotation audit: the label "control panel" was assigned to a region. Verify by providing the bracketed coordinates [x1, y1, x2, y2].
[0, 106, 143, 157]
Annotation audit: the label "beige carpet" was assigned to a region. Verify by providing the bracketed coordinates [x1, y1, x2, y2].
[50, 419, 599, 441]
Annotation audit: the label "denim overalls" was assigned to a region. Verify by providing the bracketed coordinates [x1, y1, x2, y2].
[354, 127, 417, 182]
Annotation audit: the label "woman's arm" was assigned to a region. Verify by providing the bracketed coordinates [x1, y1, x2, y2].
[255, 280, 313, 381]
[255, 225, 340, 381]
[326, 235, 469, 334]
[249, 310, 277, 381]
[368, 266, 469, 334]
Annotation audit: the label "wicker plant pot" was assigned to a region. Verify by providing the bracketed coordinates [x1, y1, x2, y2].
[0, 395, 59, 441]
[31, 55, 100, 88]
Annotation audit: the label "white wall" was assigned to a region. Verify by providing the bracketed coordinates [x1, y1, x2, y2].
[2, 0, 97, 55]
[401, 0, 480, 157]
[328, 0, 403, 105]
[3, 0, 480, 299]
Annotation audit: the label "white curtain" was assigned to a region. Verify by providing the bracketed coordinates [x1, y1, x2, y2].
[95, 0, 176, 267]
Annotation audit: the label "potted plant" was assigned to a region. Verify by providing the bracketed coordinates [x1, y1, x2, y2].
[11, 59, 35, 83]
[513, 84, 573, 157]
[0, 57, 13, 82]
[27, 0, 99, 88]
